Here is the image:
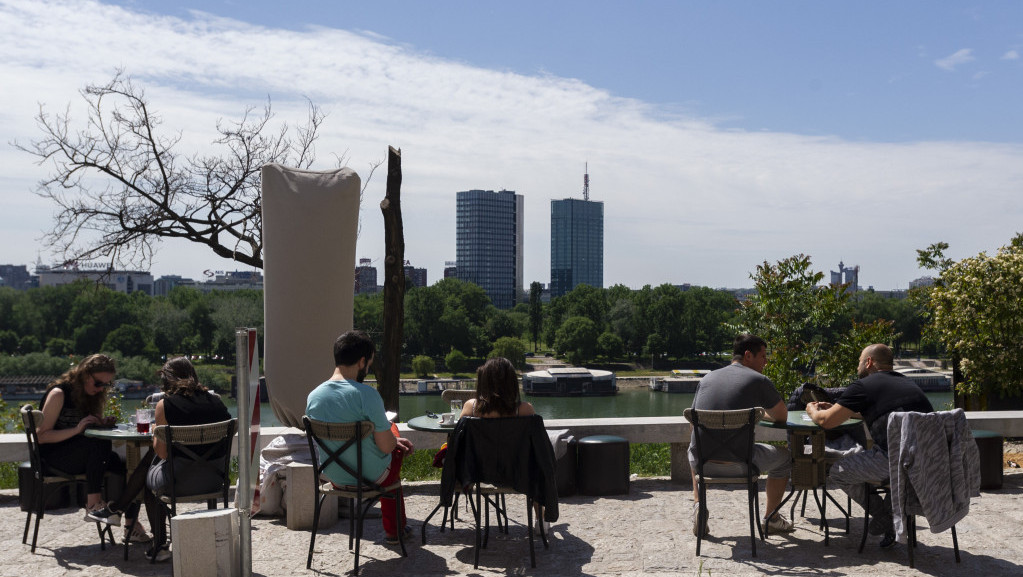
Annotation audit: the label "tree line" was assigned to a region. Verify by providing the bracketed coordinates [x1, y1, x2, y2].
[0, 264, 929, 389]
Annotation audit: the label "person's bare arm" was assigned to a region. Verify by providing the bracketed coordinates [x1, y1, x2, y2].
[153, 399, 168, 459]
[373, 429, 398, 454]
[806, 401, 855, 429]
[764, 399, 788, 423]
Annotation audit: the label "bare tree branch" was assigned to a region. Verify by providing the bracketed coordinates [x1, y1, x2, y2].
[14, 73, 338, 270]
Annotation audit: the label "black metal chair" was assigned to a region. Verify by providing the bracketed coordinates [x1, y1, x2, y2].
[20, 404, 115, 553]
[856, 410, 977, 568]
[303, 416, 407, 575]
[441, 415, 558, 569]
[151, 418, 237, 563]
[684, 407, 766, 557]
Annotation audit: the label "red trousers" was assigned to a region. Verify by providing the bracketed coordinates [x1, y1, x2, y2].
[379, 447, 406, 536]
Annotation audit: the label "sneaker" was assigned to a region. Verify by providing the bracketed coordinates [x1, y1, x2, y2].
[765, 513, 795, 533]
[385, 526, 413, 546]
[125, 522, 153, 543]
[85, 504, 121, 526]
[691, 502, 710, 537]
[145, 545, 171, 562]
[879, 530, 897, 549]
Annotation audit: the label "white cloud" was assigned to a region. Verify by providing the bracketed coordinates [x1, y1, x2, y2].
[935, 48, 975, 71]
[1002, 50, 1020, 61]
[1, 1, 1022, 290]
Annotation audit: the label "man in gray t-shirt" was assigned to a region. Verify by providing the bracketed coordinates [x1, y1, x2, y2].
[688, 334, 793, 535]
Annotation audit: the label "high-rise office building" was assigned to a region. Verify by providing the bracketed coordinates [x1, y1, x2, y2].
[355, 258, 378, 295]
[550, 198, 604, 298]
[456, 189, 524, 309]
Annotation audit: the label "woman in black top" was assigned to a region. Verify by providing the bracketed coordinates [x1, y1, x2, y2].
[38, 354, 152, 543]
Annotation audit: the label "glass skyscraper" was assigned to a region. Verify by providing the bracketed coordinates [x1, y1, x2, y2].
[456, 189, 524, 309]
[550, 198, 604, 298]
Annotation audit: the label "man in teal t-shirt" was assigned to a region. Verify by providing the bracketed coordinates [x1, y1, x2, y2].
[306, 330, 414, 543]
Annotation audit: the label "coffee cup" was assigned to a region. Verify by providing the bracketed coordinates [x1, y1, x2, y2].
[440, 412, 456, 425]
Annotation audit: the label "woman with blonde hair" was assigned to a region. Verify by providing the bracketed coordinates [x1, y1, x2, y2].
[38, 354, 152, 543]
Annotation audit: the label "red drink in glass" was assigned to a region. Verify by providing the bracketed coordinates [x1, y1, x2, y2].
[136, 421, 151, 434]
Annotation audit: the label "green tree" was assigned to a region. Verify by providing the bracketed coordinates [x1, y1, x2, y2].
[554, 316, 599, 366]
[444, 349, 468, 375]
[102, 325, 156, 360]
[0, 330, 18, 353]
[917, 235, 1023, 399]
[731, 254, 895, 396]
[411, 355, 435, 377]
[45, 337, 74, 357]
[18, 335, 42, 354]
[528, 281, 543, 352]
[597, 331, 625, 361]
[489, 336, 528, 369]
[644, 333, 667, 367]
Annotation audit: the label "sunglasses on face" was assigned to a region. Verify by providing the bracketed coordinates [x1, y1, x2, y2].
[91, 377, 113, 388]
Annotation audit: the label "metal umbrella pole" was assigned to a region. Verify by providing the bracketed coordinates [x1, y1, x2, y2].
[235, 328, 260, 577]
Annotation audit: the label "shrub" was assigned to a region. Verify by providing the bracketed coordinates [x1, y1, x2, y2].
[411, 355, 435, 377]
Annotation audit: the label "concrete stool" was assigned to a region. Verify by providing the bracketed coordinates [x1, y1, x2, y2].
[171, 508, 239, 577]
[286, 462, 338, 530]
[576, 435, 630, 496]
[972, 429, 1003, 490]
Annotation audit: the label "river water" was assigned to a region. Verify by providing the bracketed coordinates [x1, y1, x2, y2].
[224, 389, 954, 428]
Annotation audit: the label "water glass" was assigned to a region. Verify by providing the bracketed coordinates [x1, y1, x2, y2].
[450, 399, 463, 414]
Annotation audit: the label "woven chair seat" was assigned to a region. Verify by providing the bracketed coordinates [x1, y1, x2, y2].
[321, 480, 402, 499]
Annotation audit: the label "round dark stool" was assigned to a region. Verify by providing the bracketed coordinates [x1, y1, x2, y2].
[576, 435, 630, 496]
[972, 429, 1003, 490]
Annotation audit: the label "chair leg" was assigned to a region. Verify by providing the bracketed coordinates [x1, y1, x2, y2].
[908, 515, 915, 569]
[306, 493, 322, 569]
[395, 493, 408, 557]
[951, 524, 960, 563]
[695, 480, 706, 556]
[473, 487, 482, 569]
[527, 496, 536, 568]
[858, 483, 871, 554]
[747, 480, 757, 557]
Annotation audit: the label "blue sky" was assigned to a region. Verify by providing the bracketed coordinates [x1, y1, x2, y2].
[2, 0, 1022, 290]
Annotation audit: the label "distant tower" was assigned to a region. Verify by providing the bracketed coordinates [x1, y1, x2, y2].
[583, 162, 590, 201]
[830, 261, 859, 292]
[550, 165, 604, 298]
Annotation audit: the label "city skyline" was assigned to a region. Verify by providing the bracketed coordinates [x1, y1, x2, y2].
[2, 1, 1022, 291]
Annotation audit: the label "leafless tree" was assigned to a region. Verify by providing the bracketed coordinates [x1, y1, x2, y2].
[15, 72, 332, 270]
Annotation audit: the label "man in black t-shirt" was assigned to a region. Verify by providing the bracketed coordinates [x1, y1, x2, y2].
[806, 343, 933, 548]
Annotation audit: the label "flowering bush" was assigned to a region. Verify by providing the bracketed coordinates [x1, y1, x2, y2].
[919, 237, 1023, 397]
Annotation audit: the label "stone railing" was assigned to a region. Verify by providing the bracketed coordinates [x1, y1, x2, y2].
[3, 411, 1020, 484]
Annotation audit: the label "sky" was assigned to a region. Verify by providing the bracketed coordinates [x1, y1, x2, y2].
[2, 0, 1022, 291]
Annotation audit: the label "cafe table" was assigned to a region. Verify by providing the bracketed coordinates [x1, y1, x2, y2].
[408, 414, 464, 544]
[84, 425, 154, 559]
[759, 410, 863, 545]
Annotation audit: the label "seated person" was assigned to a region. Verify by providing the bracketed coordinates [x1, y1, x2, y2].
[40, 354, 152, 544]
[688, 334, 793, 536]
[459, 357, 535, 419]
[806, 343, 933, 548]
[90, 357, 230, 562]
[306, 330, 415, 546]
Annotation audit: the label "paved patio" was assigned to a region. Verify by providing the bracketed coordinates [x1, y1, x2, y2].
[2, 471, 1021, 577]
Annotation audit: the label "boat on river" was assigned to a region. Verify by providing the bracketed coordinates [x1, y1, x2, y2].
[398, 379, 473, 395]
[522, 368, 617, 397]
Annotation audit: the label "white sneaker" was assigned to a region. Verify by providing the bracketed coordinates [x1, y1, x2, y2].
[125, 522, 153, 543]
[766, 513, 795, 533]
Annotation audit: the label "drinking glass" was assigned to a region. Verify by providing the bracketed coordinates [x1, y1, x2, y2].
[135, 408, 154, 434]
[450, 399, 463, 414]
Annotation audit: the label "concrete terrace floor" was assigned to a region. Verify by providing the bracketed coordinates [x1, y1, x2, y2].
[2, 471, 1022, 577]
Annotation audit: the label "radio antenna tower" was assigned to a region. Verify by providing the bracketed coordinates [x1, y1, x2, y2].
[583, 162, 590, 201]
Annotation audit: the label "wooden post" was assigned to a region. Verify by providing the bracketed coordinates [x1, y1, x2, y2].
[378, 146, 404, 414]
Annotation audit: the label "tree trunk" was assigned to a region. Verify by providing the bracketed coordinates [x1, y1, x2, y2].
[377, 146, 404, 414]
